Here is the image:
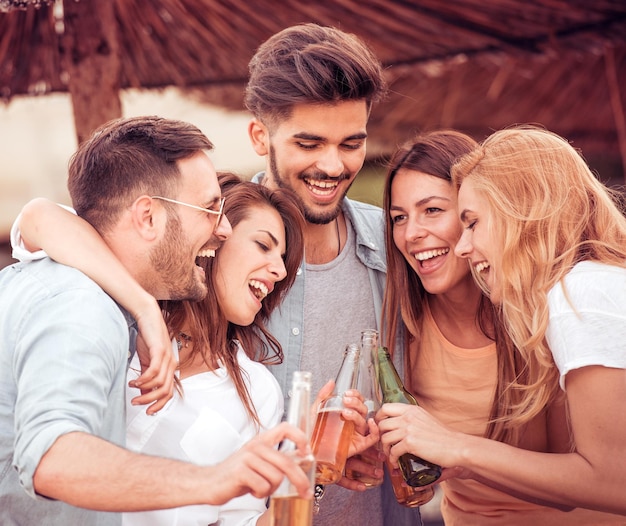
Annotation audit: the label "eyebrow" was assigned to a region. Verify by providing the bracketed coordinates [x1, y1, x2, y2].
[203, 196, 222, 209]
[260, 230, 280, 246]
[292, 132, 368, 142]
[459, 209, 471, 222]
[390, 195, 451, 211]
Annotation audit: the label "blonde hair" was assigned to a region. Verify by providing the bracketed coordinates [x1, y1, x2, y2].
[452, 125, 626, 425]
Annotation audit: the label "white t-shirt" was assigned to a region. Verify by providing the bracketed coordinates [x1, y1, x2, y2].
[546, 261, 626, 390]
[124, 341, 283, 526]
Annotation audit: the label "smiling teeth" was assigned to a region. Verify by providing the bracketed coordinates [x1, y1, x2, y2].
[475, 262, 490, 273]
[197, 249, 216, 258]
[415, 248, 449, 261]
[249, 279, 269, 300]
[305, 178, 338, 195]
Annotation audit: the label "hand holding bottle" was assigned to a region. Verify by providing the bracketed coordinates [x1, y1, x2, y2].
[310, 344, 380, 485]
[342, 329, 385, 489]
[375, 347, 442, 487]
[377, 401, 456, 480]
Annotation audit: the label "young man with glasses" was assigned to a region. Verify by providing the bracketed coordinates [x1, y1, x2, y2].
[0, 116, 312, 525]
[245, 24, 422, 526]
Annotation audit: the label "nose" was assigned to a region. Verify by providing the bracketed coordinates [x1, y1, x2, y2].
[454, 229, 471, 258]
[316, 147, 344, 178]
[269, 255, 288, 282]
[405, 218, 428, 243]
[214, 214, 232, 241]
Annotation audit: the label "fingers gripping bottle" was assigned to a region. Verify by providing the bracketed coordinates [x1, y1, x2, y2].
[345, 329, 384, 487]
[310, 343, 360, 485]
[377, 347, 442, 487]
[269, 371, 316, 526]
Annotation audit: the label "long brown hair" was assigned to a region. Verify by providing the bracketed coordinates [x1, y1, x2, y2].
[162, 172, 305, 427]
[382, 130, 525, 443]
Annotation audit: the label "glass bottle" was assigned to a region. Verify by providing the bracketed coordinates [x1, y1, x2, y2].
[269, 371, 316, 526]
[344, 329, 384, 487]
[386, 460, 435, 507]
[377, 347, 442, 487]
[310, 343, 360, 485]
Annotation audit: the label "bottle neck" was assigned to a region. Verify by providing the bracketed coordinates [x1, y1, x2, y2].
[377, 348, 416, 405]
[333, 343, 360, 396]
[288, 379, 312, 437]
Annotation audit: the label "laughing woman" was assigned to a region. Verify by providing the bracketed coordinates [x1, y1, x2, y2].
[378, 126, 626, 519]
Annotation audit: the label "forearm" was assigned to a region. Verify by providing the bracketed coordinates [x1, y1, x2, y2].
[34, 432, 220, 511]
[458, 433, 625, 514]
[19, 198, 156, 320]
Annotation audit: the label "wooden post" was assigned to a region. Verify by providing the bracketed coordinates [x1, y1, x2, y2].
[60, 0, 122, 145]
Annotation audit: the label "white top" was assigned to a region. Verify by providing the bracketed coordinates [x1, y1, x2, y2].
[546, 260, 626, 390]
[124, 340, 283, 526]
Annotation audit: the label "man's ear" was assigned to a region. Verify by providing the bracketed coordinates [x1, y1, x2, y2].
[131, 196, 161, 242]
[248, 118, 269, 156]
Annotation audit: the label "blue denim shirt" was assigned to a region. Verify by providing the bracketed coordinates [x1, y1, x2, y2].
[252, 173, 421, 526]
[0, 258, 133, 525]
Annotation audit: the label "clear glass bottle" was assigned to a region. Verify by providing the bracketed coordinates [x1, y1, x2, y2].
[269, 371, 316, 526]
[377, 347, 442, 487]
[344, 329, 384, 487]
[310, 343, 360, 485]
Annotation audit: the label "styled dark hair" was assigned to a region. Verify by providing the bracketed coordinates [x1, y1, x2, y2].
[245, 23, 387, 124]
[68, 116, 213, 232]
[163, 172, 305, 426]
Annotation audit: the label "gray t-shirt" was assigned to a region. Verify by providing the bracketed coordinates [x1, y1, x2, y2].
[300, 218, 382, 525]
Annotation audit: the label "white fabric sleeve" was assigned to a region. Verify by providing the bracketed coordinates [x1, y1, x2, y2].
[10, 203, 76, 262]
[546, 261, 626, 390]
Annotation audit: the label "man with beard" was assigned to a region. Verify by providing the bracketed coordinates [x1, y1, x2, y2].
[0, 116, 312, 525]
[245, 24, 422, 526]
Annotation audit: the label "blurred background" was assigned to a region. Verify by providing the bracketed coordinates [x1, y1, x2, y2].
[2, 2, 625, 522]
[2, 1, 625, 270]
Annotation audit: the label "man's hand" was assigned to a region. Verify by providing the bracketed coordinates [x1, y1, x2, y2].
[209, 422, 313, 504]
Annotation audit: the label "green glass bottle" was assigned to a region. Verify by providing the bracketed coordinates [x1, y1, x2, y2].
[376, 347, 441, 487]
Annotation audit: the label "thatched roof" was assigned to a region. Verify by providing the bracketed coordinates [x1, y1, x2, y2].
[2, 0, 626, 175]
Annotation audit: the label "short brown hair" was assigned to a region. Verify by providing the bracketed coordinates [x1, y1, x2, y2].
[68, 116, 213, 232]
[244, 23, 387, 124]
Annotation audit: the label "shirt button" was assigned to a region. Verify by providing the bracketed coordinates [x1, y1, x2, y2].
[292, 327, 300, 336]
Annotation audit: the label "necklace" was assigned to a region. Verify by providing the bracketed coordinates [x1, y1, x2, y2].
[335, 217, 341, 257]
[176, 331, 192, 351]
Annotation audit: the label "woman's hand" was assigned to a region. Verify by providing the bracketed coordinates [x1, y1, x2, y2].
[376, 402, 462, 469]
[127, 299, 177, 415]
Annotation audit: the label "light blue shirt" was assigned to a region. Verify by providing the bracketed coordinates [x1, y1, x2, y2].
[0, 258, 134, 525]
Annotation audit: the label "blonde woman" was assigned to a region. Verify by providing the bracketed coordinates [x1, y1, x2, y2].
[378, 126, 626, 519]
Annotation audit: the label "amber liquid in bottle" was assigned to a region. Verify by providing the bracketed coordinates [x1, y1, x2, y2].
[311, 343, 360, 485]
[386, 459, 435, 507]
[377, 347, 442, 487]
[269, 371, 316, 526]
